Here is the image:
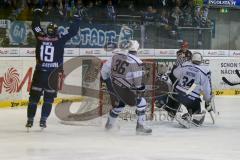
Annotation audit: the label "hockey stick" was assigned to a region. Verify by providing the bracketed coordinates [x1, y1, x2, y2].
[222, 69, 240, 86]
[209, 111, 215, 124]
[235, 69, 240, 78]
[208, 97, 216, 124]
[186, 83, 197, 95]
[222, 77, 240, 86]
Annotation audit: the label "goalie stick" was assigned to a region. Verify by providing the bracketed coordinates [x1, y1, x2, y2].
[207, 97, 216, 124]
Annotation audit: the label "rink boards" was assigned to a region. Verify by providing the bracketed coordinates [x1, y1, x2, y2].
[0, 48, 240, 108]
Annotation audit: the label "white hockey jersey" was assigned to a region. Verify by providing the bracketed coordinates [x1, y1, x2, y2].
[173, 61, 212, 102]
[101, 52, 143, 88]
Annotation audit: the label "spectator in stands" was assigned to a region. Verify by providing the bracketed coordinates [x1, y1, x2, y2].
[91, 0, 105, 21]
[142, 5, 157, 25]
[158, 8, 169, 29]
[156, 8, 171, 39]
[153, 0, 167, 9]
[193, 0, 203, 7]
[193, 5, 210, 27]
[193, 5, 211, 48]
[73, 0, 88, 17]
[200, 6, 210, 27]
[169, 6, 183, 42]
[142, 5, 157, 48]
[193, 5, 201, 27]
[86, 1, 95, 20]
[38, 0, 46, 8]
[182, 0, 194, 26]
[128, 1, 135, 13]
[62, 0, 75, 17]
[43, 0, 64, 21]
[105, 0, 116, 22]
[169, 6, 183, 27]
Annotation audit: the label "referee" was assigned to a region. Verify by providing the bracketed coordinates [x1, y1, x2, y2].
[169, 41, 192, 83]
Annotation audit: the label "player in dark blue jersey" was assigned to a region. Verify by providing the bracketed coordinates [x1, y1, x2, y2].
[26, 8, 81, 129]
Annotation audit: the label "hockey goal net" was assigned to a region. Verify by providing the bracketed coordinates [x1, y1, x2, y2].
[58, 57, 161, 126]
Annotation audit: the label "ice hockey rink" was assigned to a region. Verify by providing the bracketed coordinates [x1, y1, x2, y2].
[0, 96, 239, 160]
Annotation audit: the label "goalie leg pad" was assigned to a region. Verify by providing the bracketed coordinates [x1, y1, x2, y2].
[192, 111, 206, 125]
[165, 96, 180, 117]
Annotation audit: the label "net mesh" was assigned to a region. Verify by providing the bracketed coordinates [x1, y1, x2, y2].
[59, 58, 157, 126]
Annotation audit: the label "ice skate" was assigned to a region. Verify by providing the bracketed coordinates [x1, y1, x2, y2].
[105, 117, 120, 132]
[40, 120, 47, 129]
[175, 113, 192, 128]
[105, 118, 113, 130]
[136, 123, 152, 135]
[26, 120, 33, 128]
[192, 111, 206, 126]
[25, 120, 33, 132]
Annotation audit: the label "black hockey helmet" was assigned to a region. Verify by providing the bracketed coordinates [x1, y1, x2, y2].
[47, 23, 58, 37]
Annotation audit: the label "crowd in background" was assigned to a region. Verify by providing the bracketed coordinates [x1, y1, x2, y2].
[0, 0, 211, 27]
[0, 0, 212, 48]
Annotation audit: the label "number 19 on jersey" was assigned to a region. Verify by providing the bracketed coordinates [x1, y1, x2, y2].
[40, 45, 55, 62]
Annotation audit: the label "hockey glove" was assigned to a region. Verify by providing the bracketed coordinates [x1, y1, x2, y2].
[33, 8, 43, 14]
[157, 73, 169, 81]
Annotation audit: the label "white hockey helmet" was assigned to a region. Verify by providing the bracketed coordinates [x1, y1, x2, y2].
[192, 52, 203, 65]
[128, 40, 140, 52]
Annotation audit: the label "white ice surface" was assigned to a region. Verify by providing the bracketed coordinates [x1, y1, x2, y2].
[0, 96, 240, 160]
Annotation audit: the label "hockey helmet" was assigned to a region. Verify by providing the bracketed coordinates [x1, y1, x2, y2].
[192, 52, 203, 65]
[128, 40, 140, 52]
[47, 23, 58, 37]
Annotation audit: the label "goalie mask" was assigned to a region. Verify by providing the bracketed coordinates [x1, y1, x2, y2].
[192, 52, 203, 65]
[47, 23, 58, 37]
